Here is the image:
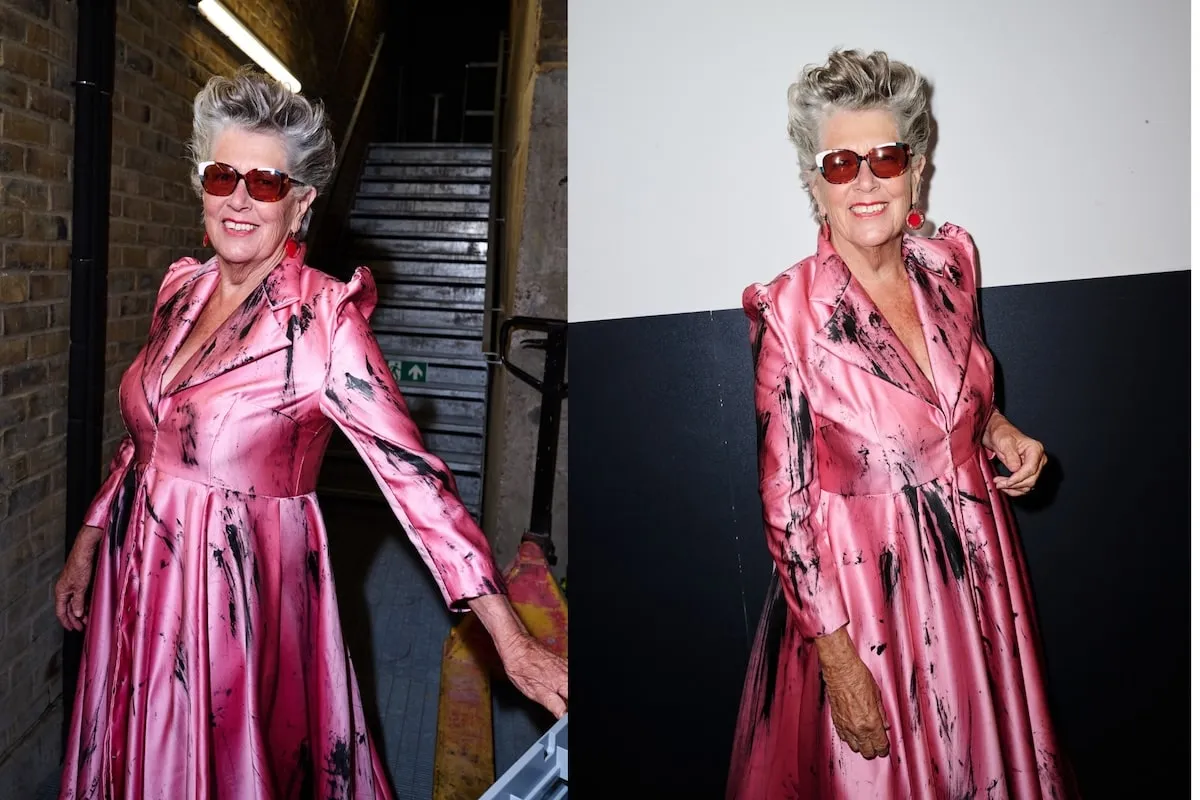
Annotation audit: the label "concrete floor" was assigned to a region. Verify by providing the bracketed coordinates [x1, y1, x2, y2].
[38, 495, 547, 799]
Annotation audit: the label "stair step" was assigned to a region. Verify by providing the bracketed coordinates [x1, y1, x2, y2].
[357, 259, 486, 284]
[421, 413, 489, 435]
[372, 306, 484, 333]
[318, 453, 483, 505]
[357, 180, 491, 199]
[361, 163, 491, 181]
[351, 197, 490, 218]
[366, 144, 492, 165]
[404, 392, 485, 426]
[372, 320, 484, 338]
[349, 237, 487, 260]
[347, 216, 489, 240]
[376, 282, 486, 309]
[398, 380, 486, 401]
[375, 331, 485, 360]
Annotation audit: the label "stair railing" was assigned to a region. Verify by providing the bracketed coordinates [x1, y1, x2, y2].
[307, 31, 386, 277]
[481, 29, 509, 360]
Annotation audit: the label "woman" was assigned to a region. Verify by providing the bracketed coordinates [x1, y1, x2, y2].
[54, 68, 567, 799]
[726, 50, 1075, 798]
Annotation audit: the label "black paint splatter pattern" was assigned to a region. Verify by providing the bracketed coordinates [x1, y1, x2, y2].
[59, 255, 504, 799]
[727, 224, 1078, 799]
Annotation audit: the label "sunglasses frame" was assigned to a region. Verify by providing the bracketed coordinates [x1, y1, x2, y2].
[813, 142, 912, 185]
[197, 160, 308, 202]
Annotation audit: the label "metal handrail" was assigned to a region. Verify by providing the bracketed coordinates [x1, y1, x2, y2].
[481, 30, 509, 359]
[307, 32, 385, 270]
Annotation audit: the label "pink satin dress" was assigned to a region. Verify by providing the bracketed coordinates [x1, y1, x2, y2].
[726, 224, 1076, 799]
[59, 252, 503, 799]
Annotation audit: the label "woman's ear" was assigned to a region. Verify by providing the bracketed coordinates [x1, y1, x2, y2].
[911, 154, 927, 199]
[293, 187, 317, 231]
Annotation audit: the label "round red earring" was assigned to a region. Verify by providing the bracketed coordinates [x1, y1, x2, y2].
[284, 237, 299, 258]
[202, 232, 209, 247]
[906, 208, 925, 230]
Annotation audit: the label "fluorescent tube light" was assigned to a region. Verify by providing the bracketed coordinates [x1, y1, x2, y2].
[196, 0, 302, 92]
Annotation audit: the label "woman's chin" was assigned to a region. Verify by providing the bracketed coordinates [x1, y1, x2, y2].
[842, 222, 903, 249]
[214, 241, 272, 267]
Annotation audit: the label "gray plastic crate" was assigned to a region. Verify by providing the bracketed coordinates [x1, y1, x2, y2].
[479, 714, 568, 800]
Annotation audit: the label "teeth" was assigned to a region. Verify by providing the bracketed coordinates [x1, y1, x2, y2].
[852, 203, 887, 214]
[224, 222, 257, 232]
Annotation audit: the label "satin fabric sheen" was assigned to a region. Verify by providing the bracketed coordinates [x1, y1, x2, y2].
[726, 224, 1076, 799]
[59, 252, 503, 799]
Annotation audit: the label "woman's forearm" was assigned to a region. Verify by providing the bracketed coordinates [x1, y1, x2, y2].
[466, 592, 530, 656]
[982, 407, 1013, 451]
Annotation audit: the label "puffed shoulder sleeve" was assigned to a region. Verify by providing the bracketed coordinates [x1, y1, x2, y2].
[937, 222, 983, 329]
[319, 267, 506, 609]
[743, 283, 849, 639]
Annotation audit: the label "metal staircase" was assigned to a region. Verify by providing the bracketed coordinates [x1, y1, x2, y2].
[319, 143, 492, 520]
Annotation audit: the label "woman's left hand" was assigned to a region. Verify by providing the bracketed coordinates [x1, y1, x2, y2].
[497, 634, 569, 718]
[986, 415, 1047, 496]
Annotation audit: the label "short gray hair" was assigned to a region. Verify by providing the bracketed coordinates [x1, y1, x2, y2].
[187, 67, 336, 237]
[787, 49, 932, 218]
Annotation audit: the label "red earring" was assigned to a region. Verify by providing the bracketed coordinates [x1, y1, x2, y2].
[284, 237, 299, 258]
[202, 231, 209, 247]
[906, 207, 925, 230]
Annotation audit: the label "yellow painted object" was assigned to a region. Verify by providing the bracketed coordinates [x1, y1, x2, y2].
[432, 540, 568, 800]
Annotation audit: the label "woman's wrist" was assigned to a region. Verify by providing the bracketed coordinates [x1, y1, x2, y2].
[982, 407, 1010, 450]
[467, 592, 530, 656]
[814, 625, 855, 670]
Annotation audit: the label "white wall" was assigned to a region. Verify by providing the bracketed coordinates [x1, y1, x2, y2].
[568, 0, 1190, 323]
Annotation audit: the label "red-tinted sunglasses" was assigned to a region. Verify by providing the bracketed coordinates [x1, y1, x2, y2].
[814, 142, 911, 184]
[197, 161, 308, 202]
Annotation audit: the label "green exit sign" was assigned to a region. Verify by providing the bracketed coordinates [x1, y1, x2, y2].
[392, 360, 428, 383]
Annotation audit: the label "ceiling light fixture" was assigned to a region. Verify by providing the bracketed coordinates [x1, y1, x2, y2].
[194, 0, 302, 91]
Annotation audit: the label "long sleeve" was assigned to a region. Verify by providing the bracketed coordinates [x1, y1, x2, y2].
[745, 286, 849, 639]
[82, 435, 136, 530]
[318, 269, 505, 610]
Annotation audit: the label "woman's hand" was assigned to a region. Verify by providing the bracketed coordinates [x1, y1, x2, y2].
[466, 593, 569, 718]
[496, 633, 569, 719]
[54, 526, 104, 631]
[983, 411, 1047, 496]
[815, 627, 889, 759]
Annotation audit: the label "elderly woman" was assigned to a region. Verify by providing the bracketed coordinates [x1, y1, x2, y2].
[53, 68, 566, 799]
[725, 50, 1075, 798]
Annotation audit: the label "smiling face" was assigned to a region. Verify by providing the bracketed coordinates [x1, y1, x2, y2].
[812, 108, 925, 254]
[202, 127, 315, 273]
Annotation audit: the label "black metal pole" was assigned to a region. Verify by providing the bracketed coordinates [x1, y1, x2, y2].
[62, 0, 118, 755]
[527, 323, 566, 546]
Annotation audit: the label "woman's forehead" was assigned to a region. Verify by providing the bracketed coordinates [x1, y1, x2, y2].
[211, 127, 289, 170]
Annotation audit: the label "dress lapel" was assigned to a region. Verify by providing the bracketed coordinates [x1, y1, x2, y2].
[807, 228, 976, 413]
[143, 261, 220, 416]
[808, 233, 937, 406]
[902, 234, 975, 413]
[162, 253, 302, 398]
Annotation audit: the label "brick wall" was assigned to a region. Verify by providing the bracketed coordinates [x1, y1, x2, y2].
[0, 0, 384, 790]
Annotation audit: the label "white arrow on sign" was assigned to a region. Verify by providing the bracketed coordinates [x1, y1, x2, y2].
[407, 364, 424, 380]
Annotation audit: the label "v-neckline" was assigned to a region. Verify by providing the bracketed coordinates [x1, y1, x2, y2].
[845, 263, 941, 406]
[158, 271, 263, 399]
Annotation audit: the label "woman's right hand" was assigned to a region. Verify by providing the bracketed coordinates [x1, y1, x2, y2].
[54, 526, 104, 631]
[815, 627, 890, 759]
